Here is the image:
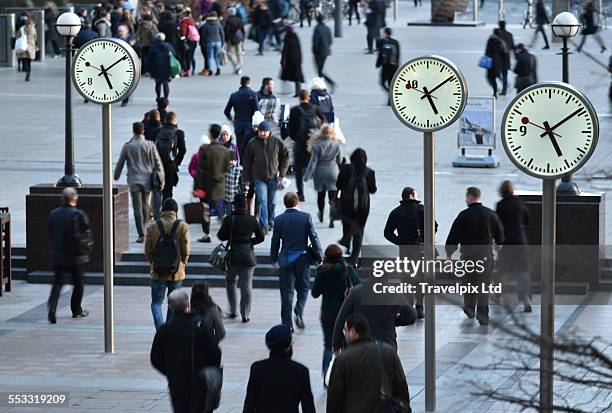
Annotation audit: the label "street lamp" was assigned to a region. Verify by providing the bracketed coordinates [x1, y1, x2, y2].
[551, 12, 581, 194]
[55, 12, 82, 188]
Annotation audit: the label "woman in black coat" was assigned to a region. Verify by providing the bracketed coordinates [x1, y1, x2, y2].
[280, 26, 304, 97]
[485, 31, 504, 98]
[577, 0, 607, 53]
[147, 34, 177, 100]
[217, 194, 265, 323]
[336, 148, 377, 266]
[157, 11, 179, 50]
[495, 180, 531, 312]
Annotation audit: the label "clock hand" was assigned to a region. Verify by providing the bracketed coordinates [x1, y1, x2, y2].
[539, 108, 583, 137]
[409, 87, 438, 99]
[100, 64, 114, 90]
[542, 121, 563, 157]
[527, 121, 561, 137]
[97, 56, 128, 76]
[420, 75, 455, 100]
[85, 62, 111, 74]
[422, 86, 439, 115]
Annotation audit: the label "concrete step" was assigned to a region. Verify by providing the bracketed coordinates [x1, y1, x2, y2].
[600, 266, 612, 281]
[114, 261, 278, 276]
[119, 252, 273, 264]
[594, 280, 612, 291]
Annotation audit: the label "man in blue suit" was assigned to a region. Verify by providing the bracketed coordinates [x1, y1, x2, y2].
[271, 192, 322, 331]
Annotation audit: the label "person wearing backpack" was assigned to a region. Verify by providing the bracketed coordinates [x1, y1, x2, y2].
[336, 148, 377, 266]
[155, 112, 187, 201]
[513, 43, 537, 93]
[224, 7, 246, 75]
[47, 188, 92, 324]
[310, 78, 335, 124]
[376, 27, 400, 104]
[145, 198, 191, 330]
[288, 89, 326, 202]
[311, 244, 359, 379]
[179, 8, 199, 76]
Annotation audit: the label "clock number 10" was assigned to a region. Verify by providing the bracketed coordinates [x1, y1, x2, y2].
[405, 80, 419, 89]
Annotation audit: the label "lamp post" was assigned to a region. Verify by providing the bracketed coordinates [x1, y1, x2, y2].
[551, 12, 581, 194]
[55, 12, 82, 188]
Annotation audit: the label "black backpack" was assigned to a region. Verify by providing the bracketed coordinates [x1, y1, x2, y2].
[73, 211, 93, 257]
[229, 27, 244, 45]
[381, 41, 399, 66]
[297, 106, 322, 142]
[153, 219, 182, 277]
[345, 166, 369, 214]
[156, 127, 177, 165]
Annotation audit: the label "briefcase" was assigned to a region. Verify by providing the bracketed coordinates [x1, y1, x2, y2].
[183, 201, 205, 224]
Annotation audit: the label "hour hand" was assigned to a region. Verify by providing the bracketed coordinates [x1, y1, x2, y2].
[542, 121, 562, 157]
[422, 86, 438, 115]
[100, 64, 113, 90]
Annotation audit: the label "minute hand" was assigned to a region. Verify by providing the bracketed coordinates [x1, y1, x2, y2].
[539, 108, 583, 137]
[98, 56, 127, 76]
[420, 75, 455, 99]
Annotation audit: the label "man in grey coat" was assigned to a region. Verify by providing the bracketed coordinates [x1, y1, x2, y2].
[114, 122, 165, 243]
[312, 15, 335, 91]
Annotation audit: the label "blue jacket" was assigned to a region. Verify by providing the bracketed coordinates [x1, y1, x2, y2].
[48, 205, 91, 266]
[74, 28, 99, 49]
[224, 86, 258, 134]
[271, 208, 322, 267]
[147, 41, 177, 81]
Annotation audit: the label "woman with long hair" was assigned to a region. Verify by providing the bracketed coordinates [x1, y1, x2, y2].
[190, 281, 226, 341]
[217, 194, 265, 323]
[304, 124, 342, 228]
[16, 18, 37, 82]
[311, 244, 359, 378]
[336, 148, 377, 265]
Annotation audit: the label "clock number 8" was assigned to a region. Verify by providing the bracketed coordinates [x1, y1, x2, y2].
[87, 78, 93, 85]
[520, 125, 527, 136]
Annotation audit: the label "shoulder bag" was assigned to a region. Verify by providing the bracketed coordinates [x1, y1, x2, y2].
[210, 215, 234, 272]
[191, 319, 223, 412]
[375, 341, 412, 413]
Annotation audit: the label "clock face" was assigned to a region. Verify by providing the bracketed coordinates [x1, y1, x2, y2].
[390, 55, 468, 132]
[501, 82, 598, 179]
[72, 38, 140, 104]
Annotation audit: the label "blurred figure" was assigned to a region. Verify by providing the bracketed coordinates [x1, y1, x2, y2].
[147, 33, 178, 100]
[376, 27, 400, 104]
[224, 7, 246, 74]
[47, 188, 92, 324]
[190, 281, 227, 341]
[280, 26, 304, 97]
[496, 21, 515, 96]
[495, 180, 531, 312]
[43, 1, 61, 57]
[577, 0, 607, 53]
[178, 8, 198, 76]
[529, 0, 550, 49]
[310, 77, 335, 123]
[484, 29, 505, 98]
[253, 2, 276, 55]
[136, 14, 159, 74]
[150, 288, 221, 412]
[365, 0, 383, 54]
[199, 11, 225, 76]
[15, 18, 37, 82]
[299, 0, 314, 27]
[312, 14, 335, 91]
[513, 43, 537, 92]
[348, 0, 361, 25]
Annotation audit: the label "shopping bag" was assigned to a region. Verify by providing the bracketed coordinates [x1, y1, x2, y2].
[183, 201, 205, 224]
[324, 354, 337, 388]
[478, 56, 493, 69]
[333, 117, 346, 144]
[15, 29, 27, 53]
[169, 52, 181, 77]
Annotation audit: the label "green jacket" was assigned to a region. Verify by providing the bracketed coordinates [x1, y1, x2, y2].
[197, 141, 232, 202]
[311, 263, 359, 323]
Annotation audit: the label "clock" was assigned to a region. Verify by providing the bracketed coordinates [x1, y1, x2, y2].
[389, 55, 468, 132]
[71, 38, 140, 105]
[501, 82, 598, 179]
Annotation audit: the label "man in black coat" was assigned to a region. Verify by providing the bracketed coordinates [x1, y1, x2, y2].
[446, 187, 504, 325]
[288, 90, 326, 202]
[485, 31, 505, 98]
[47, 188, 91, 324]
[376, 27, 400, 104]
[224, 76, 259, 158]
[530, 0, 550, 49]
[513, 43, 537, 92]
[151, 288, 221, 413]
[365, 0, 382, 54]
[155, 111, 186, 201]
[496, 21, 514, 95]
[243, 324, 316, 413]
[384, 187, 437, 319]
[312, 15, 336, 91]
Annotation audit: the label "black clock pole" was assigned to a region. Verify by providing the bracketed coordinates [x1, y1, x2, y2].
[423, 131, 436, 412]
[102, 103, 115, 354]
[57, 35, 82, 188]
[540, 178, 556, 412]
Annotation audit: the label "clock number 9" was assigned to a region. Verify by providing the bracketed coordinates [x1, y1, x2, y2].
[405, 80, 418, 89]
[520, 125, 527, 136]
[87, 78, 93, 85]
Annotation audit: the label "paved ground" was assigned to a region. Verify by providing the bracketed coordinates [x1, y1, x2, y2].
[1, 1, 612, 412]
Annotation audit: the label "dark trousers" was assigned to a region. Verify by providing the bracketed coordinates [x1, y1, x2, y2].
[294, 143, 309, 197]
[380, 64, 397, 92]
[532, 24, 549, 48]
[321, 320, 334, 377]
[348, 1, 360, 24]
[22, 58, 31, 74]
[48, 264, 85, 317]
[155, 80, 170, 100]
[463, 257, 491, 321]
[279, 255, 310, 328]
[162, 185, 174, 202]
[236, 130, 250, 162]
[500, 69, 508, 93]
[300, 6, 312, 27]
[315, 54, 335, 87]
[201, 198, 223, 235]
[317, 190, 337, 218]
[486, 71, 498, 97]
[46, 31, 61, 55]
[367, 29, 380, 53]
[341, 217, 366, 265]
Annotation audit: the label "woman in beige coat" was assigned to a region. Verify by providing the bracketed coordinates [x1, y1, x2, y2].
[16, 18, 37, 81]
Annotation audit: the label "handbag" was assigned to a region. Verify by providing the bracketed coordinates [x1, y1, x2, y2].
[375, 342, 412, 413]
[329, 198, 342, 221]
[306, 244, 322, 265]
[219, 48, 227, 66]
[183, 200, 205, 224]
[191, 319, 223, 412]
[169, 51, 181, 77]
[209, 215, 234, 272]
[324, 354, 337, 388]
[478, 55, 493, 69]
[15, 28, 27, 53]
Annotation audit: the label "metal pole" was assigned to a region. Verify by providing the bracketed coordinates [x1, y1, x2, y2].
[557, 36, 578, 194]
[334, 0, 343, 37]
[394, 0, 399, 21]
[498, 0, 505, 21]
[57, 35, 82, 188]
[473, 0, 479, 22]
[102, 104, 115, 354]
[539, 178, 556, 412]
[424, 131, 436, 412]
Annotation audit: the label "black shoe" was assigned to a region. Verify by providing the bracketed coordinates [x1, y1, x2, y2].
[198, 236, 211, 243]
[338, 238, 350, 250]
[121, 100, 128, 107]
[500, 90, 507, 96]
[462, 306, 475, 319]
[477, 316, 489, 326]
[318, 211, 324, 223]
[72, 310, 89, 319]
[295, 314, 305, 329]
[602, 46, 607, 53]
[416, 305, 425, 319]
[215, 68, 221, 76]
[25, 72, 30, 82]
[329, 221, 334, 229]
[48, 313, 56, 324]
[298, 194, 305, 202]
[542, 45, 550, 50]
[242, 317, 250, 323]
[225, 313, 237, 320]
